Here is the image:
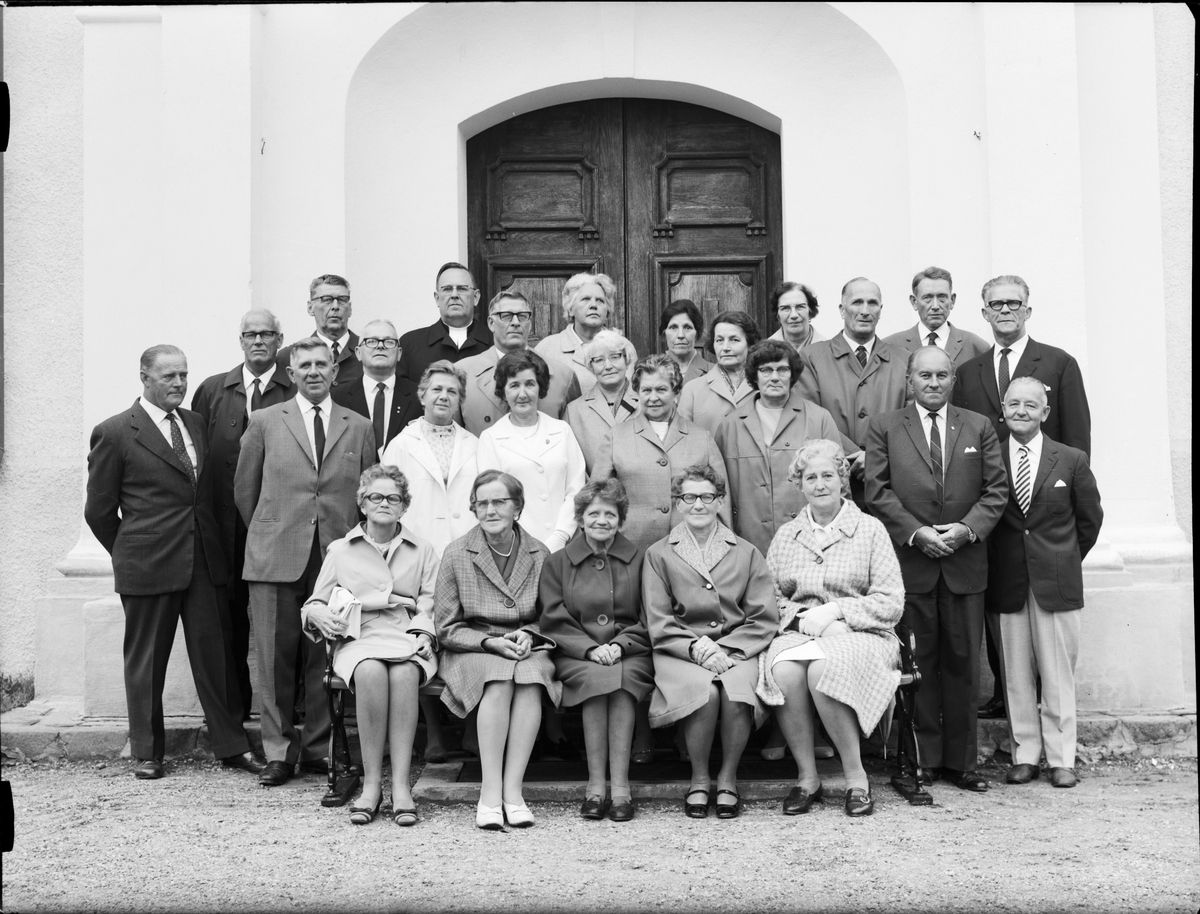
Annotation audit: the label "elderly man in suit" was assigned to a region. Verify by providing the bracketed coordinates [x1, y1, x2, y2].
[865, 346, 1008, 791]
[277, 273, 362, 391]
[986, 378, 1102, 789]
[396, 262, 493, 383]
[332, 318, 422, 458]
[456, 289, 581, 436]
[883, 266, 989, 369]
[235, 337, 376, 786]
[797, 277, 908, 506]
[85, 345, 264, 779]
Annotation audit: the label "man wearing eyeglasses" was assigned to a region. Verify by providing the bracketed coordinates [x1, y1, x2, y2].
[883, 267, 990, 369]
[456, 289, 582, 436]
[396, 262, 494, 383]
[191, 309, 293, 720]
[277, 273, 362, 390]
[332, 318, 422, 457]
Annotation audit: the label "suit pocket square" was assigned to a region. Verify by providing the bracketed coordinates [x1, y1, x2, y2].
[964, 446, 978, 453]
[1054, 479, 1066, 487]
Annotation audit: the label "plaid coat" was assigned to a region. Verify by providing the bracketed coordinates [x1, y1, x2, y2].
[433, 524, 561, 716]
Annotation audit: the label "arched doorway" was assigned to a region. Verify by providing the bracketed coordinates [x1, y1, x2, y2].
[467, 99, 783, 355]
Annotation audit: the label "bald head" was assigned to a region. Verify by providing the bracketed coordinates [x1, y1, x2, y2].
[839, 278, 883, 343]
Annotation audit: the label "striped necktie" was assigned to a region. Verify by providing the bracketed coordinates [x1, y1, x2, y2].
[929, 412, 944, 502]
[1015, 445, 1031, 514]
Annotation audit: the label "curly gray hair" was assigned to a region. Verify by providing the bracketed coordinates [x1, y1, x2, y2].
[787, 439, 851, 488]
[356, 464, 411, 509]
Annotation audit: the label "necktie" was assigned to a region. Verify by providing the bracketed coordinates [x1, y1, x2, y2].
[250, 378, 263, 412]
[998, 348, 1012, 400]
[927, 331, 938, 347]
[331, 342, 340, 363]
[1015, 445, 1031, 514]
[372, 382, 386, 453]
[166, 413, 197, 489]
[855, 345, 867, 369]
[929, 412, 944, 502]
[313, 405, 325, 471]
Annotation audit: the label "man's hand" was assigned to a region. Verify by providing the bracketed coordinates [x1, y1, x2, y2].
[933, 522, 972, 552]
[912, 526, 955, 558]
[849, 451, 866, 480]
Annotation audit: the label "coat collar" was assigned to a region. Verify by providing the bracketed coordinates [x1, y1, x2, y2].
[668, 520, 737, 582]
[702, 364, 754, 407]
[463, 523, 539, 597]
[129, 399, 203, 484]
[732, 388, 813, 453]
[790, 499, 862, 553]
[564, 529, 639, 566]
[632, 411, 686, 453]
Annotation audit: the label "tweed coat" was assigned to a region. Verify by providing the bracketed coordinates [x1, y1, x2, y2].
[534, 324, 638, 394]
[300, 524, 440, 686]
[590, 413, 730, 551]
[454, 347, 582, 437]
[677, 365, 756, 437]
[642, 523, 779, 727]
[537, 531, 654, 706]
[434, 525, 560, 716]
[380, 420, 479, 557]
[565, 385, 639, 476]
[476, 414, 587, 552]
[755, 501, 904, 733]
[713, 389, 842, 557]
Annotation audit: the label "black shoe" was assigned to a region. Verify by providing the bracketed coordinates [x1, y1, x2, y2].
[844, 786, 874, 817]
[580, 796, 609, 820]
[1049, 767, 1078, 788]
[259, 760, 294, 787]
[1006, 763, 1040, 784]
[715, 789, 741, 819]
[917, 768, 941, 786]
[134, 758, 164, 780]
[978, 697, 1006, 719]
[782, 784, 825, 815]
[684, 788, 709, 819]
[221, 751, 267, 775]
[608, 799, 635, 822]
[943, 768, 989, 792]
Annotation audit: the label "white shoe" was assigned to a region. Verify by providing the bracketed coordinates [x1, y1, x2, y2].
[760, 744, 787, 761]
[476, 803, 504, 830]
[503, 800, 535, 828]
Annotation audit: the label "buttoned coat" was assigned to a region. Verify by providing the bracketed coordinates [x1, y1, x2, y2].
[234, 397, 376, 582]
[952, 338, 1092, 456]
[537, 531, 654, 705]
[434, 526, 560, 716]
[534, 324, 638, 393]
[677, 365, 756, 437]
[396, 318, 493, 383]
[882, 322, 990, 369]
[380, 421, 479, 557]
[713, 389, 842, 557]
[277, 330, 362, 391]
[985, 436, 1103, 615]
[476, 414, 587, 552]
[796, 334, 909, 454]
[590, 413, 730, 551]
[565, 385, 638, 476]
[455, 347, 582, 437]
[864, 404, 1008, 594]
[331, 374, 423, 456]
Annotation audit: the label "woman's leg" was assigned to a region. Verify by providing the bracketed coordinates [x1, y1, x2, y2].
[387, 662, 422, 809]
[501, 684, 544, 805]
[807, 659, 869, 791]
[774, 659, 821, 790]
[350, 660, 389, 808]
[680, 684, 720, 795]
[476, 680, 515, 808]
[715, 686, 752, 806]
[419, 694, 446, 761]
[607, 690, 637, 802]
[580, 695, 610, 798]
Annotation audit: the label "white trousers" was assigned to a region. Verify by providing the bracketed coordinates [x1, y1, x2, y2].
[999, 589, 1080, 768]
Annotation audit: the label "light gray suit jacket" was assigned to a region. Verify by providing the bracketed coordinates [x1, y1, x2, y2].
[455, 347, 582, 437]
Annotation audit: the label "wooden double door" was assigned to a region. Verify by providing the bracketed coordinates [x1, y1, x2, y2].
[467, 99, 783, 356]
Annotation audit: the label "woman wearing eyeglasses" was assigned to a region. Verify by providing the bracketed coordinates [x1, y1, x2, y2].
[435, 470, 560, 829]
[535, 272, 637, 393]
[641, 465, 778, 818]
[300, 465, 439, 827]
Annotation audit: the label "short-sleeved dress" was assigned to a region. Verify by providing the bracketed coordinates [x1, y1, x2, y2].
[537, 530, 653, 706]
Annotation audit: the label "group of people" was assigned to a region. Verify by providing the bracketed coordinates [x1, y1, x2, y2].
[84, 260, 1103, 831]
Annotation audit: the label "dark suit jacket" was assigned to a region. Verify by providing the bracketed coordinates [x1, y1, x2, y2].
[276, 330, 362, 390]
[396, 319, 493, 383]
[331, 374, 422, 454]
[190, 364, 293, 551]
[882, 322, 990, 369]
[85, 400, 229, 595]
[865, 404, 1008, 594]
[985, 436, 1102, 615]
[952, 337, 1091, 456]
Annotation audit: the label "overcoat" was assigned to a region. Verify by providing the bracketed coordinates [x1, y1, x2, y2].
[565, 385, 638, 476]
[677, 365, 756, 437]
[534, 324, 638, 393]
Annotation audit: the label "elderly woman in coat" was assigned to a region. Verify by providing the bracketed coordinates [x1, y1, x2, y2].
[435, 470, 559, 830]
[301, 464, 439, 827]
[659, 298, 713, 385]
[677, 309, 761, 436]
[642, 464, 778, 819]
[757, 439, 904, 817]
[538, 479, 652, 822]
[535, 271, 637, 393]
[565, 329, 639, 474]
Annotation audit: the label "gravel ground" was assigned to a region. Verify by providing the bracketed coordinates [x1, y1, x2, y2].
[1, 755, 1197, 913]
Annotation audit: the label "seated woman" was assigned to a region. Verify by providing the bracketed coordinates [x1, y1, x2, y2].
[642, 465, 778, 819]
[301, 465, 439, 827]
[538, 479, 652, 823]
[756, 439, 904, 817]
[435, 470, 560, 830]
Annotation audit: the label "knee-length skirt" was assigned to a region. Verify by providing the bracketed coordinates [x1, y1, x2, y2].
[438, 648, 562, 719]
[331, 609, 437, 689]
[553, 654, 655, 708]
[649, 651, 766, 729]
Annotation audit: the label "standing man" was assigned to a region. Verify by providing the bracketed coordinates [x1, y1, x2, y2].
[191, 310, 293, 719]
[456, 289, 582, 437]
[332, 318, 422, 458]
[235, 338, 376, 786]
[797, 277, 908, 505]
[865, 346, 1008, 791]
[986, 378, 1102, 789]
[396, 262, 493, 383]
[85, 345, 264, 779]
[277, 274, 362, 391]
[883, 266, 989, 368]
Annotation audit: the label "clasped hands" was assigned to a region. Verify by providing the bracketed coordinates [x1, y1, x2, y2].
[483, 629, 534, 660]
[586, 643, 623, 666]
[690, 636, 734, 674]
[912, 522, 971, 558]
